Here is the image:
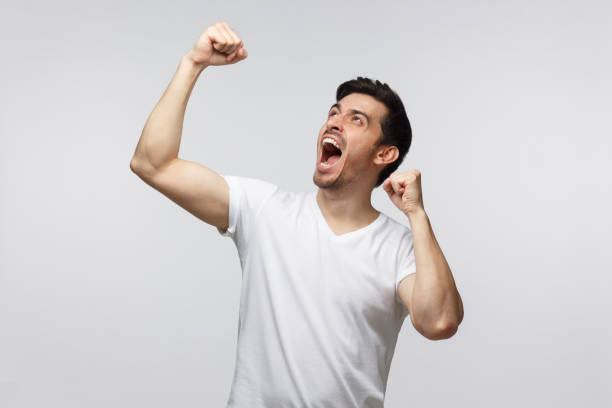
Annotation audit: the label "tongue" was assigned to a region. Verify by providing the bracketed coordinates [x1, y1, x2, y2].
[327, 154, 341, 165]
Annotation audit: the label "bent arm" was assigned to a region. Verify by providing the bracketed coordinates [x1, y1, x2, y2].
[129, 53, 230, 231]
[130, 54, 206, 176]
[405, 209, 463, 340]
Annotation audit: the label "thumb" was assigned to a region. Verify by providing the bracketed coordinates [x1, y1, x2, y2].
[382, 179, 392, 193]
[382, 179, 395, 198]
[227, 47, 248, 63]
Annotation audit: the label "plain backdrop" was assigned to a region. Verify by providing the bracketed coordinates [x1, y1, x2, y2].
[1, 0, 610, 407]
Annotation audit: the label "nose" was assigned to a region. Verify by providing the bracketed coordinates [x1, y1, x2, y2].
[326, 113, 343, 134]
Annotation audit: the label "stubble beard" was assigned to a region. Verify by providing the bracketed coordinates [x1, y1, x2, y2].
[313, 168, 342, 189]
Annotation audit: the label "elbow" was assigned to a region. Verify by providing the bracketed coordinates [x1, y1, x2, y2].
[420, 319, 460, 341]
[130, 156, 148, 174]
[435, 320, 459, 339]
[130, 156, 155, 179]
[129, 157, 140, 174]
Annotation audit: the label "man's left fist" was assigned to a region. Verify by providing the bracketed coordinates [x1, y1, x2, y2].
[382, 170, 424, 215]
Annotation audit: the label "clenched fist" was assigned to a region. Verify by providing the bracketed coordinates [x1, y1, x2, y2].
[187, 21, 248, 67]
[382, 170, 424, 216]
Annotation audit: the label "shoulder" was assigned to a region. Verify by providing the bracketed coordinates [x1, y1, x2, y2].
[222, 175, 280, 200]
[222, 174, 279, 192]
[223, 175, 313, 211]
[378, 211, 414, 240]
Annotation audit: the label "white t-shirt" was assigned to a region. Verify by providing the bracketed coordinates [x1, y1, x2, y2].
[217, 175, 417, 408]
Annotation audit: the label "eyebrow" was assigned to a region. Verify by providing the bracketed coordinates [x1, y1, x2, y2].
[329, 102, 370, 123]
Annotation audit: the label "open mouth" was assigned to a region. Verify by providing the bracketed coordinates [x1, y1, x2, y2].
[320, 138, 343, 169]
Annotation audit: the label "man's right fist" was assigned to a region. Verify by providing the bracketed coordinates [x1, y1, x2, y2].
[187, 21, 248, 67]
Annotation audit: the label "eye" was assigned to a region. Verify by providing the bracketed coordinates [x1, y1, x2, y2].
[353, 116, 362, 123]
[328, 111, 337, 117]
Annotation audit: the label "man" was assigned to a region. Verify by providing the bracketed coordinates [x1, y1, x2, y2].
[130, 21, 463, 408]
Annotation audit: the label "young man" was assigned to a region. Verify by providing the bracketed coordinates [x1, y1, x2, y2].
[130, 21, 463, 408]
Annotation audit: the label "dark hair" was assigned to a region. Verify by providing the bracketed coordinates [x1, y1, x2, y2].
[336, 76, 412, 188]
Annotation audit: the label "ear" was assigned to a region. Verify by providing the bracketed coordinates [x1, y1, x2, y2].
[373, 145, 399, 166]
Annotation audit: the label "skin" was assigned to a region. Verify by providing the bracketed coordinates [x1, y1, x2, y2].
[383, 171, 464, 339]
[131, 20, 463, 340]
[312, 93, 463, 339]
[312, 92, 399, 235]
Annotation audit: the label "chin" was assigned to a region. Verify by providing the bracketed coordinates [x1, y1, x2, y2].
[313, 169, 340, 189]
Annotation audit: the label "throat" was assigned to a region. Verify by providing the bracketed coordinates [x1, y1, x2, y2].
[315, 192, 380, 235]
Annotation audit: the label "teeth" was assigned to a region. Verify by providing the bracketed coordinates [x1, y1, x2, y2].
[321, 161, 331, 167]
[322, 137, 340, 150]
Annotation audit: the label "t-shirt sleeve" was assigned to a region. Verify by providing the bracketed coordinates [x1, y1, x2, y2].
[395, 229, 417, 302]
[216, 174, 278, 256]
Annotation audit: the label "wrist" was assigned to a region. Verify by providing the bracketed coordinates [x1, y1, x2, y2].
[182, 51, 208, 71]
[405, 206, 427, 222]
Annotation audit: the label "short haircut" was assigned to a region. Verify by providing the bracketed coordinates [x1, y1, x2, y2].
[335, 76, 412, 187]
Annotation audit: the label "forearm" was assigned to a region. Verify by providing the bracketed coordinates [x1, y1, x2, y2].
[130, 53, 207, 175]
[407, 208, 463, 337]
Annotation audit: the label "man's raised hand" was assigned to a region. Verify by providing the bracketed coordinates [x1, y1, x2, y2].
[187, 21, 248, 67]
[382, 170, 425, 216]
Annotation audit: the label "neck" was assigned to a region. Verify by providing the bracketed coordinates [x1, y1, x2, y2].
[315, 185, 379, 224]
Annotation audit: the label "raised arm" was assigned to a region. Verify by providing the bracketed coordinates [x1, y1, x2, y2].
[384, 170, 463, 340]
[130, 21, 248, 232]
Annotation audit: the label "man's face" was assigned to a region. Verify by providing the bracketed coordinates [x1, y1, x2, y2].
[313, 92, 390, 190]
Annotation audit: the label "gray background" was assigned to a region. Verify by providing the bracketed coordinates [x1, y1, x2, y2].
[1, 0, 610, 407]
